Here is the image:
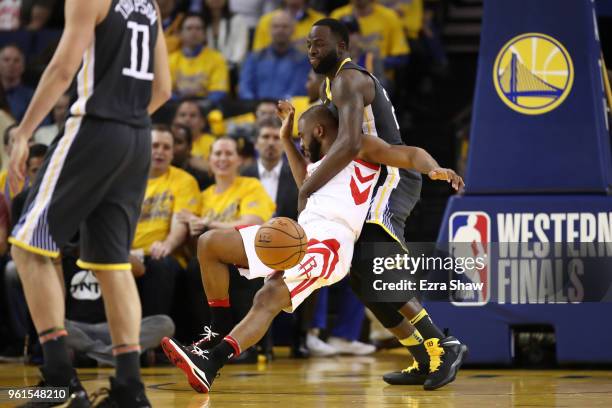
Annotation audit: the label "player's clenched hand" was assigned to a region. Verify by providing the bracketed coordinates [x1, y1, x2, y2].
[276, 100, 295, 140]
[428, 168, 465, 191]
[8, 130, 29, 195]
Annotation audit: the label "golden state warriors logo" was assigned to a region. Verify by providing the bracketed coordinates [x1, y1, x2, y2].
[493, 33, 574, 115]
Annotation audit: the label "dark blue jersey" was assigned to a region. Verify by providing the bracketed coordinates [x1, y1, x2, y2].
[68, 0, 158, 127]
[324, 60, 422, 247]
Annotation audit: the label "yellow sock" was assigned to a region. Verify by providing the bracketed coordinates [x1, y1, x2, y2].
[399, 330, 424, 347]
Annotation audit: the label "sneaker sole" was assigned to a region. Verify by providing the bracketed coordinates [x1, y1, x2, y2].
[382, 373, 428, 385]
[423, 345, 469, 391]
[161, 337, 211, 394]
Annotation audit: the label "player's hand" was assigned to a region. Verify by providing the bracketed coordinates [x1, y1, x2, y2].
[277, 100, 295, 140]
[8, 129, 29, 195]
[189, 217, 208, 237]
[428, 168, 465, 191]
[150, 241, 172, 260]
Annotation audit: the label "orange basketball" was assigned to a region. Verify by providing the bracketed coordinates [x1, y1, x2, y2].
[255, 217, 308, 270]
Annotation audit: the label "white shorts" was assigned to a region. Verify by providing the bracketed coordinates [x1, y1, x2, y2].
[236, 221, 355, 312]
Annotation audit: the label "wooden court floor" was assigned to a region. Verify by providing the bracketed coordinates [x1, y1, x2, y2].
[1, 349, 612, 407]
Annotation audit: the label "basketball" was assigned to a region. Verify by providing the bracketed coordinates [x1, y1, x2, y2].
[254, 217, 308, 270]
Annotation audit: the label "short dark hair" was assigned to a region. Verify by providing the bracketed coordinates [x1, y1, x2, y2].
[313, 18, 350, 47]
[174, 98, 206, 120]
[0, 43, 25, 59]
[152, 123, 172, 134]
[258, 116, 282, 130]
[300, 104, 338, 129]
[28, 143, 48, 161]
[211, 136, 241, 155]
[171, 123, 193, 145]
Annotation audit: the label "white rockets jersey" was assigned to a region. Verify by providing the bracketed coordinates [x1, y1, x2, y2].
[298, 159, 380, 239]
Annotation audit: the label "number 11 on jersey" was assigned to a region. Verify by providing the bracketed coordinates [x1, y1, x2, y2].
[123, 21, 154, 81]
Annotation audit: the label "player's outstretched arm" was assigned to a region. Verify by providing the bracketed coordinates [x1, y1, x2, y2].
[297, 71, 365, 206]
[148, 1, 172, 114]
[8, 0, 102, 193]
[277, 100, 307, 187]
[359, 134, 464, 190]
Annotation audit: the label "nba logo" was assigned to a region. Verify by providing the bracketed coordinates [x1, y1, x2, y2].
[448, 211, 491, 306]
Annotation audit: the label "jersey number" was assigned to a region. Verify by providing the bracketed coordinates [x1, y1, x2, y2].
[122, 22, 154, 81]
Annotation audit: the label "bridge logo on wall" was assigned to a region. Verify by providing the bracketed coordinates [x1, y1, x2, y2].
[493, 33, 574, 115]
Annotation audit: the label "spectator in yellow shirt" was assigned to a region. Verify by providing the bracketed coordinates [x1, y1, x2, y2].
[172, 99, 216, 172]
[132, 125, 201, 317]
[169, 13, 229, 103]
[330, 0, 410, 69]
[180, 136, 275, 363]
[379, 0, 423, 40]
[253, 0, 325, 53]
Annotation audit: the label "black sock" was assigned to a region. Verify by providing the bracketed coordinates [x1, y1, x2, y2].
[209, 338, 239, 370]
[115, 351, 141, 384]
[410, 309, 444, 340]
[209, 299, 234, 340]
[40, 329, 72, 383]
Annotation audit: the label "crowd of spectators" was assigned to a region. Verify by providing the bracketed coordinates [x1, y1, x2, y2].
[0, 0, 449, 365]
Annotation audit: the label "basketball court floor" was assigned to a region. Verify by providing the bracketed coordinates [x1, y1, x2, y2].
[1, 349, 611, 407]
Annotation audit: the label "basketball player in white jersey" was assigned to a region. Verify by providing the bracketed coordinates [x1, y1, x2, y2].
[161, 101, 463, 393]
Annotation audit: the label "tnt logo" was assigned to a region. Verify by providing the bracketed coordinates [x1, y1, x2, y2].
[449, 211, 491, 306]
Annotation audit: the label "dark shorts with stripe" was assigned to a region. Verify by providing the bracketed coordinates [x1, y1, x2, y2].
[10, 115, 151, 271]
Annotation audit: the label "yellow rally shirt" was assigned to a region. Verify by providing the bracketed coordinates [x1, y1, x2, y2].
[252, 8, 325, 53]
[133, 166, 201, 253]
[169, 47, 229, 98]
[330, 4, 409, 58]
[200, 177, 275, 223]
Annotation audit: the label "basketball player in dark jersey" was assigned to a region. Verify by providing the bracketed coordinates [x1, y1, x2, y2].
[304, 19, 467, 390]
[8, 0, 170, 406]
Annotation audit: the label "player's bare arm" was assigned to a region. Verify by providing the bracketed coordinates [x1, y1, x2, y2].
[8, 0, 106, 192]
[298, 70, 369, 208]
[277, 100, 307, 187]
[359, 134, 465, 191]
[148, 1, 172, 114]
